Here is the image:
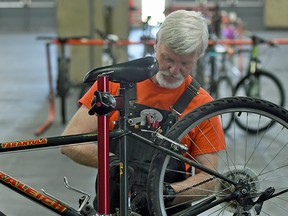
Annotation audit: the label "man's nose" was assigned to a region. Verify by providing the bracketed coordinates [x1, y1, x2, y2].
[168, 62, 181, 74]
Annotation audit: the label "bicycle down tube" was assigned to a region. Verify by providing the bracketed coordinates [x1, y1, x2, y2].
[0, 134, 97, 216]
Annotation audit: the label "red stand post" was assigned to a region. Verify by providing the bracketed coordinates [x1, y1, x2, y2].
[97, 75, 110, 214]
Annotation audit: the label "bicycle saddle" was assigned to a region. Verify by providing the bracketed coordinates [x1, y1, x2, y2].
[83, 56, 159, 83]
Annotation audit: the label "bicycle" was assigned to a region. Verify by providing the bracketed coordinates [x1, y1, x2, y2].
[37, 36, 89, 125]
[197, 43, 234, 100]
[232, 33, 285, 133]
[1, 56, 288, 215]
[194, 2, 243, 101]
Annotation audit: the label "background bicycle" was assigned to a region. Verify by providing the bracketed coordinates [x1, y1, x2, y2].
[232, 33, 286, 133]
[37, 36, 89, 125]
[196, 43, 235, 99]
[193, 3, 244, 100]
[233, 33, 285, 105]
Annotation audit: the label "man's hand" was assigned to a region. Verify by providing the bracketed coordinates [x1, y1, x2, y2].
[109, 154, 135, 188]
[94, 155, 134, 213]
[163, 182, 176, 206]
[109, 154, 121, 183]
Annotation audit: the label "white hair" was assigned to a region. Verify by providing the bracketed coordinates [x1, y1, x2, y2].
[156, 10, 209, 59]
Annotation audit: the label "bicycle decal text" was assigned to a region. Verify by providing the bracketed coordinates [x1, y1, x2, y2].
[0, 138, 48, 149]
[0, 171, 67, 213]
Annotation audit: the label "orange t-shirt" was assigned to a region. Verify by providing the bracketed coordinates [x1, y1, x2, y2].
[79, 76, 225, 157]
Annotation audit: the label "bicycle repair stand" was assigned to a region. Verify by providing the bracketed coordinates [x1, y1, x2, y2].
[34, 37, 71, 136]
[88, 75, 133, 215]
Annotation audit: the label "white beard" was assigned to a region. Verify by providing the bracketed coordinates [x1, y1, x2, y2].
[155, 70, 184, 89]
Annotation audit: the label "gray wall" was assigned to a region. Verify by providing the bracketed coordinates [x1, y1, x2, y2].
[223, 6, 263, 30]
[0, 0, 266, 32]
[0, 0, 56, 31]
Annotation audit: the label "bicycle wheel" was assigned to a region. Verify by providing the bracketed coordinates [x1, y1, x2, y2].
[148, 97, 288, 216]
[233, 70, 285, 133]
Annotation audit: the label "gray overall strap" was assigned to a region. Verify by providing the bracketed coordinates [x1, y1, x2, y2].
[170, 78, 201, 115]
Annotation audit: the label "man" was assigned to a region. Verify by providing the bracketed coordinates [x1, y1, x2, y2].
[61, 10, 225, 214]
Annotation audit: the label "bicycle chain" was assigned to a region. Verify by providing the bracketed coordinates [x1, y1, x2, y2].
[176, 176, 216, 194]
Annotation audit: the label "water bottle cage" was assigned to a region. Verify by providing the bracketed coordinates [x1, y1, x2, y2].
[89, 90, 116, 116]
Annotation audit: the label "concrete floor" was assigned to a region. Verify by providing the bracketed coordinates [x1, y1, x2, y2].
[0, 30, 288, 215]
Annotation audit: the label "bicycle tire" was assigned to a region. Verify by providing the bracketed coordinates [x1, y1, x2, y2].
[233, 70, 285, 133]
[194, 56, 205, 87]
[56, 57, 70, 124]
[199, 50, 220, 99]
[215, 75, 233, 99]
[215, 76, 234, 131]
[147, 97, 288, 216]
